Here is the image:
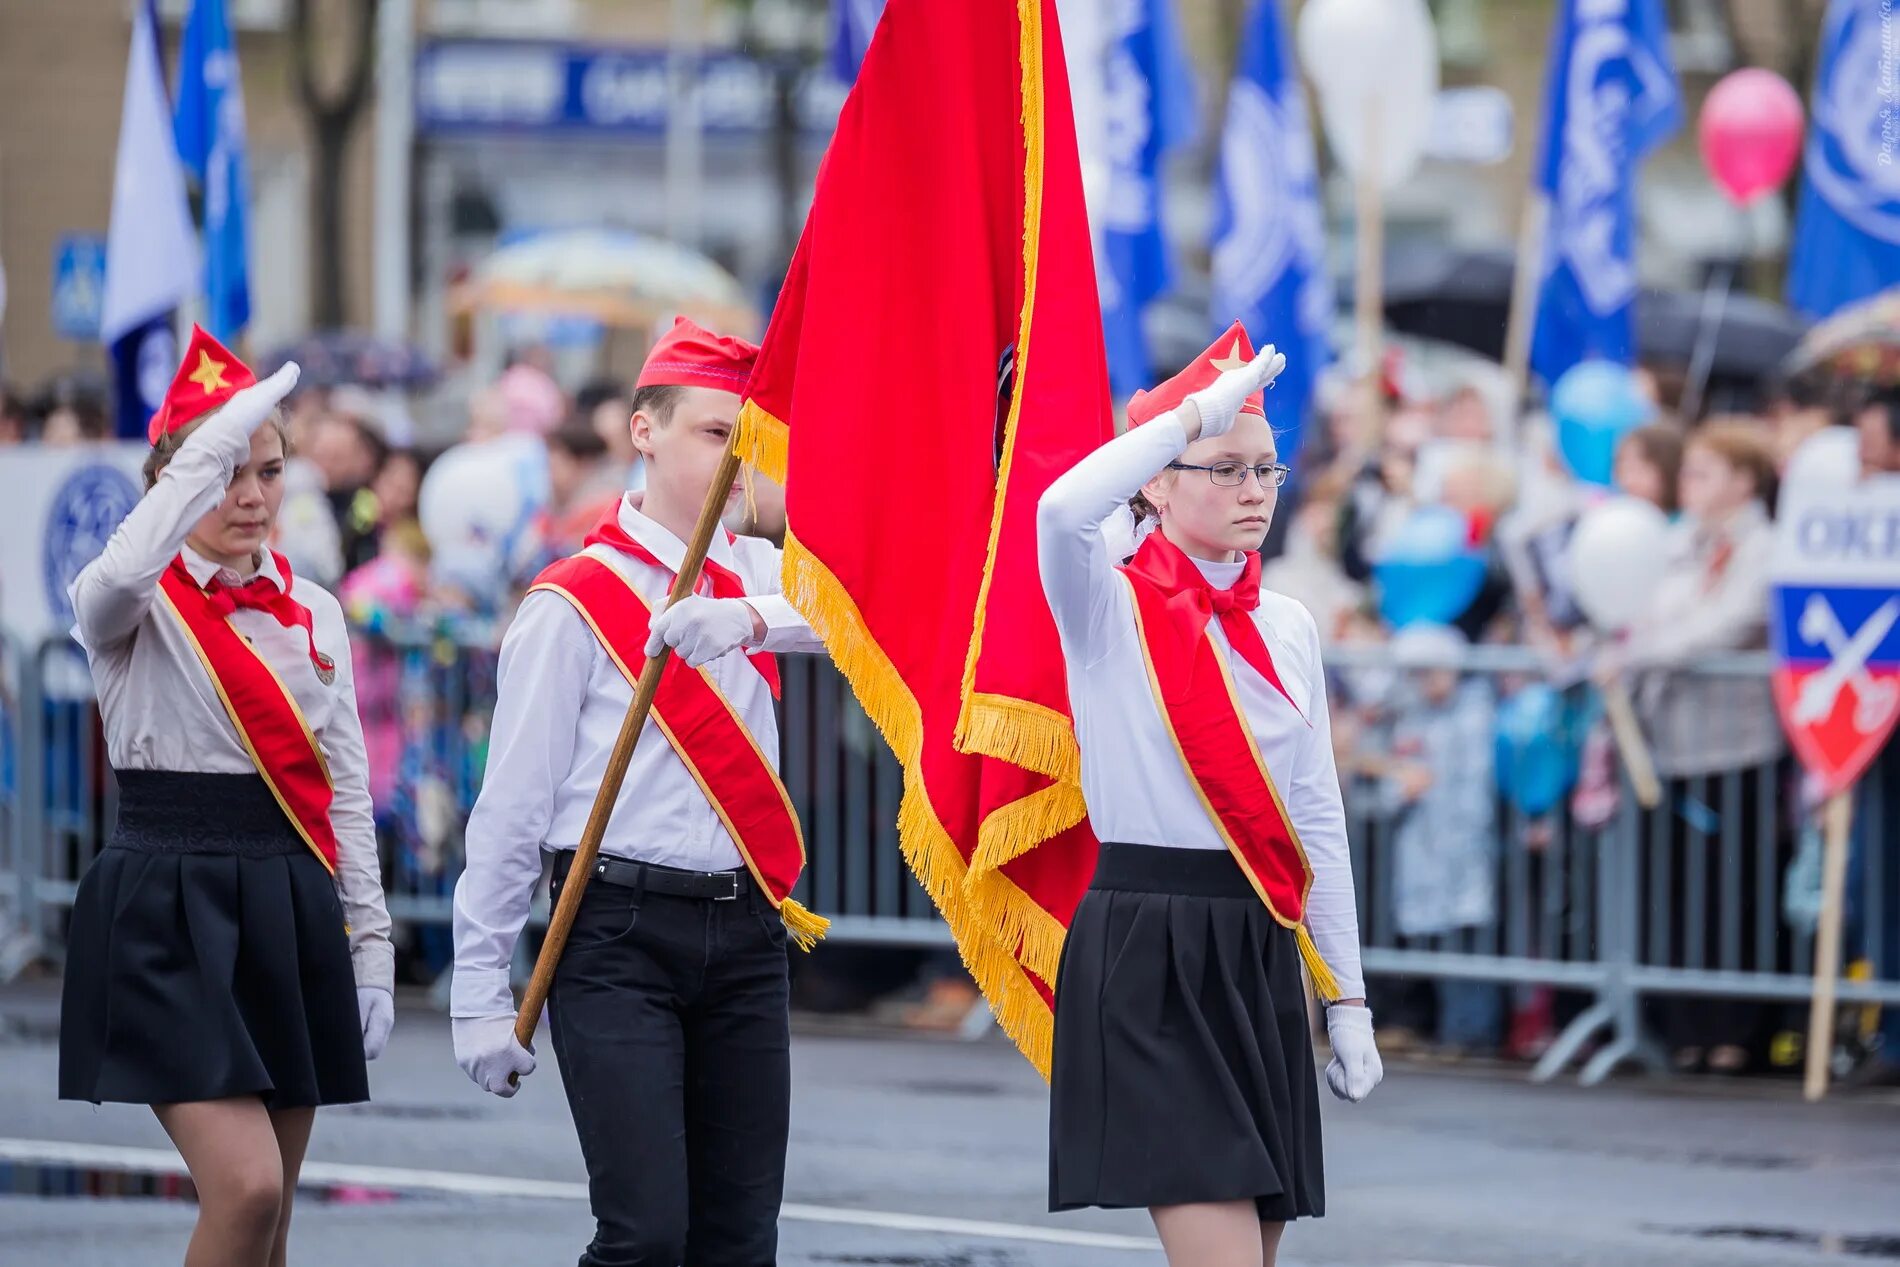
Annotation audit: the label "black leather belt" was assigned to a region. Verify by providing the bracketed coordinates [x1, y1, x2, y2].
[553, 852, 745, 901]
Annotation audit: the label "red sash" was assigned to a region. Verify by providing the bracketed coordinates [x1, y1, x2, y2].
[157, 554, 339, 871]
[1116, 533, 1340, 999]
[529, 551, 828, 949]
[583, 509, 780, 698]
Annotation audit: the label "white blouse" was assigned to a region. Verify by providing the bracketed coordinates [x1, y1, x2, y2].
[450, 496, 825, 1020]
[69, 409, 394, 994]
[1036, 412, 1366, 999]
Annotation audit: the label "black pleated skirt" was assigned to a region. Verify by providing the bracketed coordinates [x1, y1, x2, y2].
[59, 770, 368, 1109]
[1049, 843, 1324, 1220]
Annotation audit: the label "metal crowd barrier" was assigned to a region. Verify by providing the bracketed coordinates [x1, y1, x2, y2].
[1, 628, 1893, 1083]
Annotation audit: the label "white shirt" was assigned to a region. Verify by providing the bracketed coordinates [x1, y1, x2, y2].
[450, 496, 825, 1018]
[1036, 413, 1366, 999]
[69, 409, 394, 994]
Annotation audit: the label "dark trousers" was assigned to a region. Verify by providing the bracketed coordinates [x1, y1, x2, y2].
[547, 855, 792, 1267]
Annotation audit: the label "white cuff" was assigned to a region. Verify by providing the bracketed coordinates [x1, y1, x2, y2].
[747, 594, 815, 653]
[450, 965, 516, 1019]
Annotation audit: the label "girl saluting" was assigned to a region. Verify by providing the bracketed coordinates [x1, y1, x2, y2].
[60, 328, 394, 1267]
[1040, 326, 1381, 1267]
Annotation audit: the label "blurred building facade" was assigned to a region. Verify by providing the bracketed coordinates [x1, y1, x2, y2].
[0, 0, 1830, 392]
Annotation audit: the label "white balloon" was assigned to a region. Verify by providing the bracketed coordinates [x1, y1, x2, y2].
[418, 434, 550, 601]
[1782, 425, 1861, 495]
[1569, 496, 1672, 632]
[1297, 0, 1440, 191]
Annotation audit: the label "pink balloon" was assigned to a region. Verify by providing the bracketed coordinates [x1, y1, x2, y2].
[1699, 68, 1805, 205]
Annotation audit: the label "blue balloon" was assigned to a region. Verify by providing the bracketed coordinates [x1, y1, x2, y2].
[1495, 684, 1580, 817]
[1373, 505, 1487, 629]
[1551, 360, 1653, 487]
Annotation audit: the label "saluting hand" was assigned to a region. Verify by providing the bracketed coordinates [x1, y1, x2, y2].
[1181, 344, 1286, 442]
[219, 363, 303, 434]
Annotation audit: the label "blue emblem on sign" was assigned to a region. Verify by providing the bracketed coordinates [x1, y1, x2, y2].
[43, 464, 141, 630]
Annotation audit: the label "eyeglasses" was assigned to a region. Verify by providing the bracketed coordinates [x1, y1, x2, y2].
[1166, 461, 1292, 488]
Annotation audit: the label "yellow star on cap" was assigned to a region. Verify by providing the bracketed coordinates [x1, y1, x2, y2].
[1208, 338, 1249, 372]
[186, 350, 230, 393]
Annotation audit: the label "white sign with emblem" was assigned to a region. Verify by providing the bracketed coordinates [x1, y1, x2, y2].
[0, 444, 146, 647]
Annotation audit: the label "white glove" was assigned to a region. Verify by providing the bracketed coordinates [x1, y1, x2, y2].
[453, 1015, 536, 1098]
[220, 363, 302, 434]
[1325, 1004, 1384, 1103]
[644, 595, 759, 667]
[1181, 344, 1286, 441]
[357, 986, 394, 1062]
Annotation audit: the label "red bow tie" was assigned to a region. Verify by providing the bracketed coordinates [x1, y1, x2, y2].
[179, 557, 333, 680]
[1122, 532, 1301, 719]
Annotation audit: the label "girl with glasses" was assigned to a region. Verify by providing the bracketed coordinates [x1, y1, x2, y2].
[1038, 324, 1381, 1267]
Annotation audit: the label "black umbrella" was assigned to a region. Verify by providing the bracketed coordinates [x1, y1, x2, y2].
[1634, 287, 1808, 381]
[1376, 243, 1519, 361]
[257, 330, 440, 391]
[1360, 242, 1808, 388]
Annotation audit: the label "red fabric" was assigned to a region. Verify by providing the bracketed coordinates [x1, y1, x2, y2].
[1119, 532, 1302, 719]
[740, 0, 1110, 1067]
[1125, 321, 1264, 429]
[1119, 538, 1316, 928]
[158, 560, 339, 870]
[194, 554, 333, 680]
[147, 325, 257, 444]
[582, 505, 780, 698]
[530, 555, 806, 905]
[636, 316, 760, 394]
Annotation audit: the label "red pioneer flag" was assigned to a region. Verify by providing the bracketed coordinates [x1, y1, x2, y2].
[736, 0, 1112, 1072]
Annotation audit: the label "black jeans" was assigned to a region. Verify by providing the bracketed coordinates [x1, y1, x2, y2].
[547, 855, 792, 1267]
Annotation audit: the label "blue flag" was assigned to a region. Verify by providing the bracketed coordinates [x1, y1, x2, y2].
[101, 0, 198, 440]
[829, 0, 886, 83]
[1208, 0, 1328, 466]
[174, 0, 252, 341]
[1529, 0, 1680, 388]
[1788, 0, 1900, 319]
[1099, 0, 1197, 399]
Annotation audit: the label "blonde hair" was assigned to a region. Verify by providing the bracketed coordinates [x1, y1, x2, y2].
[1688, 418, 1776, 503]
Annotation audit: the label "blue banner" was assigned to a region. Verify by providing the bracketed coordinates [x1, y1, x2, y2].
[829, 0, 886, 84]
[1788, 0, 1900, 319]
[1100, 0, 1197, 398]
[1528, 0, 1681, 387]
[174, 0, 252, 341]
[1208, 0, 1328, 466]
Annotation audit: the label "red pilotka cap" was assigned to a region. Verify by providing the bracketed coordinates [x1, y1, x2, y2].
[1125, 320, 1267, 429]
[636, 316, 759, 394]
[147, 324, 258, 445]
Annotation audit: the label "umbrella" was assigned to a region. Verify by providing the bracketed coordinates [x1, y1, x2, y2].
[1361, 242, 1808, 387]
[257, 331, 439, 390]
[1634, 287, 1808, 383]
[1781, 286, 1900, 388]
[1377, 243, 1518, 361]
[454, 229, 758, 333]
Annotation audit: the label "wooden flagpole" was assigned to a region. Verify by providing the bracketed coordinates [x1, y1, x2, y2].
[1803, 789, 1856, 1102]
[512, 439, 745, 1056]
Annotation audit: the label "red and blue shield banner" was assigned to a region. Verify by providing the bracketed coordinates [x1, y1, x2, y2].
[1769, 476, 1900, 797]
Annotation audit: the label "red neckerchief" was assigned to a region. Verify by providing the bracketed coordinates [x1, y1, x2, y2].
[583, 506, 780, 697]
[1117, 530, 1301, 718]
[173, 552, 334, 681]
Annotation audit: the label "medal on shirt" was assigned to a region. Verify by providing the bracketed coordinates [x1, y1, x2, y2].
[314, 651, 337, 686]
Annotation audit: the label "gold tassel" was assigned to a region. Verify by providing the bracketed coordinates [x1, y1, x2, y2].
[967, 781, 1089, 879]
[779, 898, 830, 952]
[1296, 925, 1341, 1003]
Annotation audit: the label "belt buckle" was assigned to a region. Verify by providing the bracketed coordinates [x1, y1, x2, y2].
[712, 871, 740, 901]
